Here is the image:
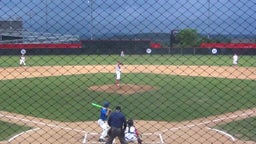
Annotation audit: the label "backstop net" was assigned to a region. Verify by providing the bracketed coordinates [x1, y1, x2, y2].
[0, 0, 255, 143]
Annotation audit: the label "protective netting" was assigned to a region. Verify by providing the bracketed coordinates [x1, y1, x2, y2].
[0, 0, 256, 143]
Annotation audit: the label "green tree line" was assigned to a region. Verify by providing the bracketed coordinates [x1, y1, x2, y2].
[172, 28, 231, 48]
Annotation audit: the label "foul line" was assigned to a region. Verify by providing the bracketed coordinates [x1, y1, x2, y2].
[0, 113, 86, 133]
[166, 112, 253, 132]
[163, 112, 254, 141]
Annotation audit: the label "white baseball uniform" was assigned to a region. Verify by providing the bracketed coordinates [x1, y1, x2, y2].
[120, 51, 125, 57]
[116, 63, 121, 80]
[233, 54, 238, 65]
[98, 107, 110, 140]
[19, 55, 26, 66]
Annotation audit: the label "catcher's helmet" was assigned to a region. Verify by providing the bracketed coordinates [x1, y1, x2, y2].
[127, 119, 134, 126]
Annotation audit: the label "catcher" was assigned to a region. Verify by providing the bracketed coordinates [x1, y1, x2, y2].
[124, 119, 142, 144]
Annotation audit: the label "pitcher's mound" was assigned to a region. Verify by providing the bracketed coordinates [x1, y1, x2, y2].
[89, 84, 156, 95]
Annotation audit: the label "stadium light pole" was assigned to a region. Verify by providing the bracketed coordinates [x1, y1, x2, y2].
[41, 0, 49, 33]
[28, 11, 34, 29]
[46, 0, 48, 33]
[88, 0, 93, 40]
[207, 0, 210, 39]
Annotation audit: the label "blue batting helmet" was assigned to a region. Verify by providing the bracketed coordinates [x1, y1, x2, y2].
[103, 101, 110, 107]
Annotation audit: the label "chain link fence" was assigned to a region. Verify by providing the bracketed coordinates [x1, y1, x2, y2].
[0, 0, 256, 143]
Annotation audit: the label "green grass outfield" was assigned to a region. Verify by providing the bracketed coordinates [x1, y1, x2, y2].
[0, 55, 255, 140]
[0, 54, 256, 67]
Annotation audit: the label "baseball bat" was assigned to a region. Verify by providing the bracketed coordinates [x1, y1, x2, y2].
[91, 103, 102, 108]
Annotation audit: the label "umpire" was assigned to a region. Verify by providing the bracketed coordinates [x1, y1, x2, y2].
[105, 106, 127, 144]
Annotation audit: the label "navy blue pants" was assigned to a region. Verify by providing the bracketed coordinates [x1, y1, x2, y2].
[105, 127, 127, 144]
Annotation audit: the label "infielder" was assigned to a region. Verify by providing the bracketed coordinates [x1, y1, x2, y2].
[233, 54, 238, 65]
[115, 61, 122, 87]
[98, 101, 111, 142]
[19, 54, 26, 66]
[120, 50, 125, 57]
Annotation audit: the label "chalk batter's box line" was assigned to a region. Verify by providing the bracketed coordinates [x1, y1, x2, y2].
[83, 132, 164, 144]
[142, 133, 164, 144]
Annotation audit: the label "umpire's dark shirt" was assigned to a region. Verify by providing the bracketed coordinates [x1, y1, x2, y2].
[108, 111, 126, 129]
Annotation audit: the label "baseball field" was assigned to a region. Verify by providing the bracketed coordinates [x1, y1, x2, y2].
[0, 55, 256, 143]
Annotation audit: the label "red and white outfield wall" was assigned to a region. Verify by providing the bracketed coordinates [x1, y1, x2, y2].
[200, 43, 256, 49]
[0, 43, 82, 49]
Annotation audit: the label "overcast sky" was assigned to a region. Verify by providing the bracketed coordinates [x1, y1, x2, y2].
[1, 0, 256, 37]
